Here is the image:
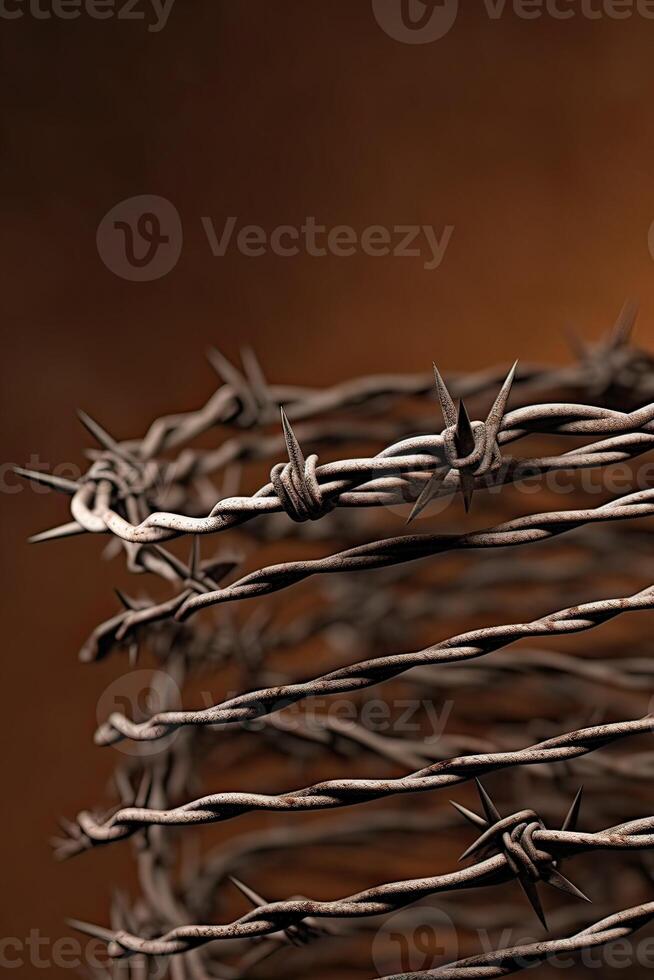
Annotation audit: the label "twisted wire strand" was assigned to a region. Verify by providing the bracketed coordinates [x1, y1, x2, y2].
[85, 485, 654, 655]
[186, 791, 646, 917]
[39, 401, 654, 543]
[91, 339, 642, 460]
[382, 901, 654, 979]
[63, 716, 653, 854]
[418, 647, 654, 693]
[71, 814, 654, 958]
[171, 486, 654, 618]
[96, 582, 654, 745]
[82, 521, 654, 665]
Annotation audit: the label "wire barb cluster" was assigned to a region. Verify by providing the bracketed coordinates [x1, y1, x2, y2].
[21, 311, 654, 980]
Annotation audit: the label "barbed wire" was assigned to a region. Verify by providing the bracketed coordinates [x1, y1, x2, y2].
[382, 900, 654, 979]
[70, 801, 654, 959]
[58, 715, 653, 855]
[95, 581, 654, 745]
[23, 319, 654, 980]
[20, 398, 654, 545]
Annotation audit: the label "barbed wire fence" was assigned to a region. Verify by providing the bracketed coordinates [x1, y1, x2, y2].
[19, 305, 654, 979]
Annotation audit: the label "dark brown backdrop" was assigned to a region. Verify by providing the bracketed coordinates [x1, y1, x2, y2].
[3, 1, 654, 976]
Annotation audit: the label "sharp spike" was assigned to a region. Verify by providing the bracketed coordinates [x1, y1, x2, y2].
[229, 876, 267, 909]
[459, 470, 476, 513]
[433, 364, 457, 428]
[241, 346, 270, 405]
[561, 787, 584, 833]
[66, 918, 115, 942]
[207, 347, 246, 390]
[485, 361, 518, 443]
[475, 779, 502, 823]
[77, 410, 118, 452]
[459, 833, 490, 862]
[456, 401, 477, 512]
[544, 868, 591, 903]
[517, 875, 548, 929]
[13, 466, 79, 494]
[450, 799, 488, 828]
[407, 467, 449, 523]
[28, 521, 86, 544]
[455, 401, 476, 455]
[114, 589, 138, 611]
[280, 406, 306, 477]
[608, 300, 638, 350]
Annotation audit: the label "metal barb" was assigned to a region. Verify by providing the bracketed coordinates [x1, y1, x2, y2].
[455, 782, 590, 929]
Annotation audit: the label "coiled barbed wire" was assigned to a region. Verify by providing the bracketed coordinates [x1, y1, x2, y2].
[24, 321, 654, 980]
[21, 399, 654, 545]
[72, 484, 654, 653]
[171, 486, 654, 618]
[70, 808, 654, 959]
[95, 582, 654, 745]
[60, 716, 653, 854]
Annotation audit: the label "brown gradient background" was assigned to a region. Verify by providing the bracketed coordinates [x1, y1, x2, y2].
[3, 1, 654, 976]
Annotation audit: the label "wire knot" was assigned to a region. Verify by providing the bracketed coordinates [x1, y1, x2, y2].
[452, 781, 589, 928]
[409, 362, 517, 518]
[271, 408, 334, 522]
[441, 417, 502, 475]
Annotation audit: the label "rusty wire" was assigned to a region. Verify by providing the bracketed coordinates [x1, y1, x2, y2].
[19, 397, 654, 545]
[70, 797, 654, 958]
[381, 901, 654, 979]
[93, 582, 654, 745]
[22, 317, 654, 980]
[57, 715, 654, 854]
